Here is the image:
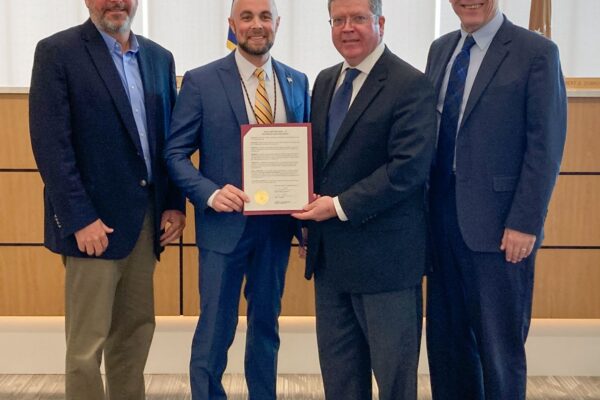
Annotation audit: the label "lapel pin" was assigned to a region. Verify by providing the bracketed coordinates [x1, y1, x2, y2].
[287, 77, 293, 84]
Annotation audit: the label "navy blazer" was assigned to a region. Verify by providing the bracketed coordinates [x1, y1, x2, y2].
[305, 48, 437, 293]
[29, 19, 185, 259]
[426, 17, 567, 252]
[164, 52, 310, 254]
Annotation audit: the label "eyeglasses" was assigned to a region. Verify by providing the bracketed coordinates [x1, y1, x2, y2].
[329, 14, 377, 28]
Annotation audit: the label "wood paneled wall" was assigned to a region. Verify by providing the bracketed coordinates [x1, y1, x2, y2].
[1, 87, 599, 318]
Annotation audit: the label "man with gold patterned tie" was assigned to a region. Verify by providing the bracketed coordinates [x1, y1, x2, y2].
[164, 0, 309, 398]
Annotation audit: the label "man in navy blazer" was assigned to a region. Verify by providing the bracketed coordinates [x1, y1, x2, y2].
[29, 0, 185, 399]
[164, 0, 309, 398]
[425, 1, 567, 399]
[293, 0, 436, 399]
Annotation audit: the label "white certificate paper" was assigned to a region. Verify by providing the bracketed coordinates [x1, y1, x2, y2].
[242, 123, 313, 215]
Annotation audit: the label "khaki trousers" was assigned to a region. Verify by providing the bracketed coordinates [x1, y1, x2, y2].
[65, 211, 156, 400]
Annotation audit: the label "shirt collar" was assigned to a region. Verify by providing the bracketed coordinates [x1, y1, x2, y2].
[235, 50, 273, 82]
[97, 27, 139, 55]
[461, 9, 503, 51]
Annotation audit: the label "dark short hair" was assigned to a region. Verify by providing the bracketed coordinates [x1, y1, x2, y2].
[328, 0, 382, 15]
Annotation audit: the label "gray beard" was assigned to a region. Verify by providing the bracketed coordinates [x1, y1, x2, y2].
[99, 15, 133, 34]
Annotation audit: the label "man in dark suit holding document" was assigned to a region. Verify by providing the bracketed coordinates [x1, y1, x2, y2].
[293, 0, 436, 398]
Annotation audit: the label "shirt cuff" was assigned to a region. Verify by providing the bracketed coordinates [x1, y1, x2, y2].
[333, 196, 348, 221]
[207, 190, 219, 209]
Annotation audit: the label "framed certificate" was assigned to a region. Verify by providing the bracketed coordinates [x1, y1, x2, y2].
[242, 123, 313, 215]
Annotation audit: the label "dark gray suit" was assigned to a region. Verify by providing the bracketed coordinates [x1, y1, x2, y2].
[306, 47, 436, 400]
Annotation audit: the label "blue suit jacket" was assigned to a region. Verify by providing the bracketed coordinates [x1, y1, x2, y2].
[29, 19, 185, 259]
[164, 52, 310, 254]
[426, 17, 567, 252]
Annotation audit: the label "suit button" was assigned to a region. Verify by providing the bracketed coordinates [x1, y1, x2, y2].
[322, 177, 328, 184]
[140, 179, 148, 187]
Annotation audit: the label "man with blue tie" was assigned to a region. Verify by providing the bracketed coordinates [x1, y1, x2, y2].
[425, 1, 567, 399]
[164, 0, 309, 398]
[293, 0, 436, 399]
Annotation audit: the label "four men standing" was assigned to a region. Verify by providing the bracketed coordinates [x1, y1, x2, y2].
[28, 0, 567, 398]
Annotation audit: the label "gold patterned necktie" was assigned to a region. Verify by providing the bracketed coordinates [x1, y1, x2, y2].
[253, 68, 274, 124]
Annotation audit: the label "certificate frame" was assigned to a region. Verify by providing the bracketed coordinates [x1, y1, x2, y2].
[241, 123, 313, 215]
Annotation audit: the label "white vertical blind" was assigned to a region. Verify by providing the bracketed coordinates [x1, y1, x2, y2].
[0, 0, 598, 87]
[552, 1, 600, 76]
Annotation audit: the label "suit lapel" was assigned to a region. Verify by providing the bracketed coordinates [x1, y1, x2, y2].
[324, 53, 387, 167]
[461, 17, 511, 129]
[272, 60, 297, 123]
[81, 19, 143, 154]
[136, 40, 157, 160]
[431, 32, 461, 100]
[217, 52, 250, 126]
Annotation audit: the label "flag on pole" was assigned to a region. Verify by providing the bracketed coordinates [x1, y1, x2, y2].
[226, 27, 237, 51]
[529, 0, 552, 38]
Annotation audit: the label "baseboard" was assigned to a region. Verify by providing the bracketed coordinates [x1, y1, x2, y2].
[1, 317, 599, 376]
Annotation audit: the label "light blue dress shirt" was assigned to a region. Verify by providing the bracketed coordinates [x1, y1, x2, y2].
[98, 29, 152, 182]
[437, 10, 504, 169]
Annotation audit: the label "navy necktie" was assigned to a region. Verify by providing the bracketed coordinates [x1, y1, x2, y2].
[327, 68, 360, 152]
[435, 35, 476, 185]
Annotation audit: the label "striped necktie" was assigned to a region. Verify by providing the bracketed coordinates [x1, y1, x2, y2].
[253, 68, 274, 124]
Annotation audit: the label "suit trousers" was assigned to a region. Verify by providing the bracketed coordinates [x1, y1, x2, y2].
[426, 179, 535, 400]
[65, 207, 156, 400]
[189, 216, 293, 400]
[315, 275, 422, 400]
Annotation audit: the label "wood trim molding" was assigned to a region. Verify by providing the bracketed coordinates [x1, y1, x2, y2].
[566, 78, 600, 90]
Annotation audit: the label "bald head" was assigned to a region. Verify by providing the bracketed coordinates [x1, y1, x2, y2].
[231, 0, 278, 18]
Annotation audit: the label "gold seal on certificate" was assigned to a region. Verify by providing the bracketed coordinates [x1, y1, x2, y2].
[242, 123, 313, 215]
[254, 190, 270, 205]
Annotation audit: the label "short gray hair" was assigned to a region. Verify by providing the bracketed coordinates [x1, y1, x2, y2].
[327, 0, 382, 15]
